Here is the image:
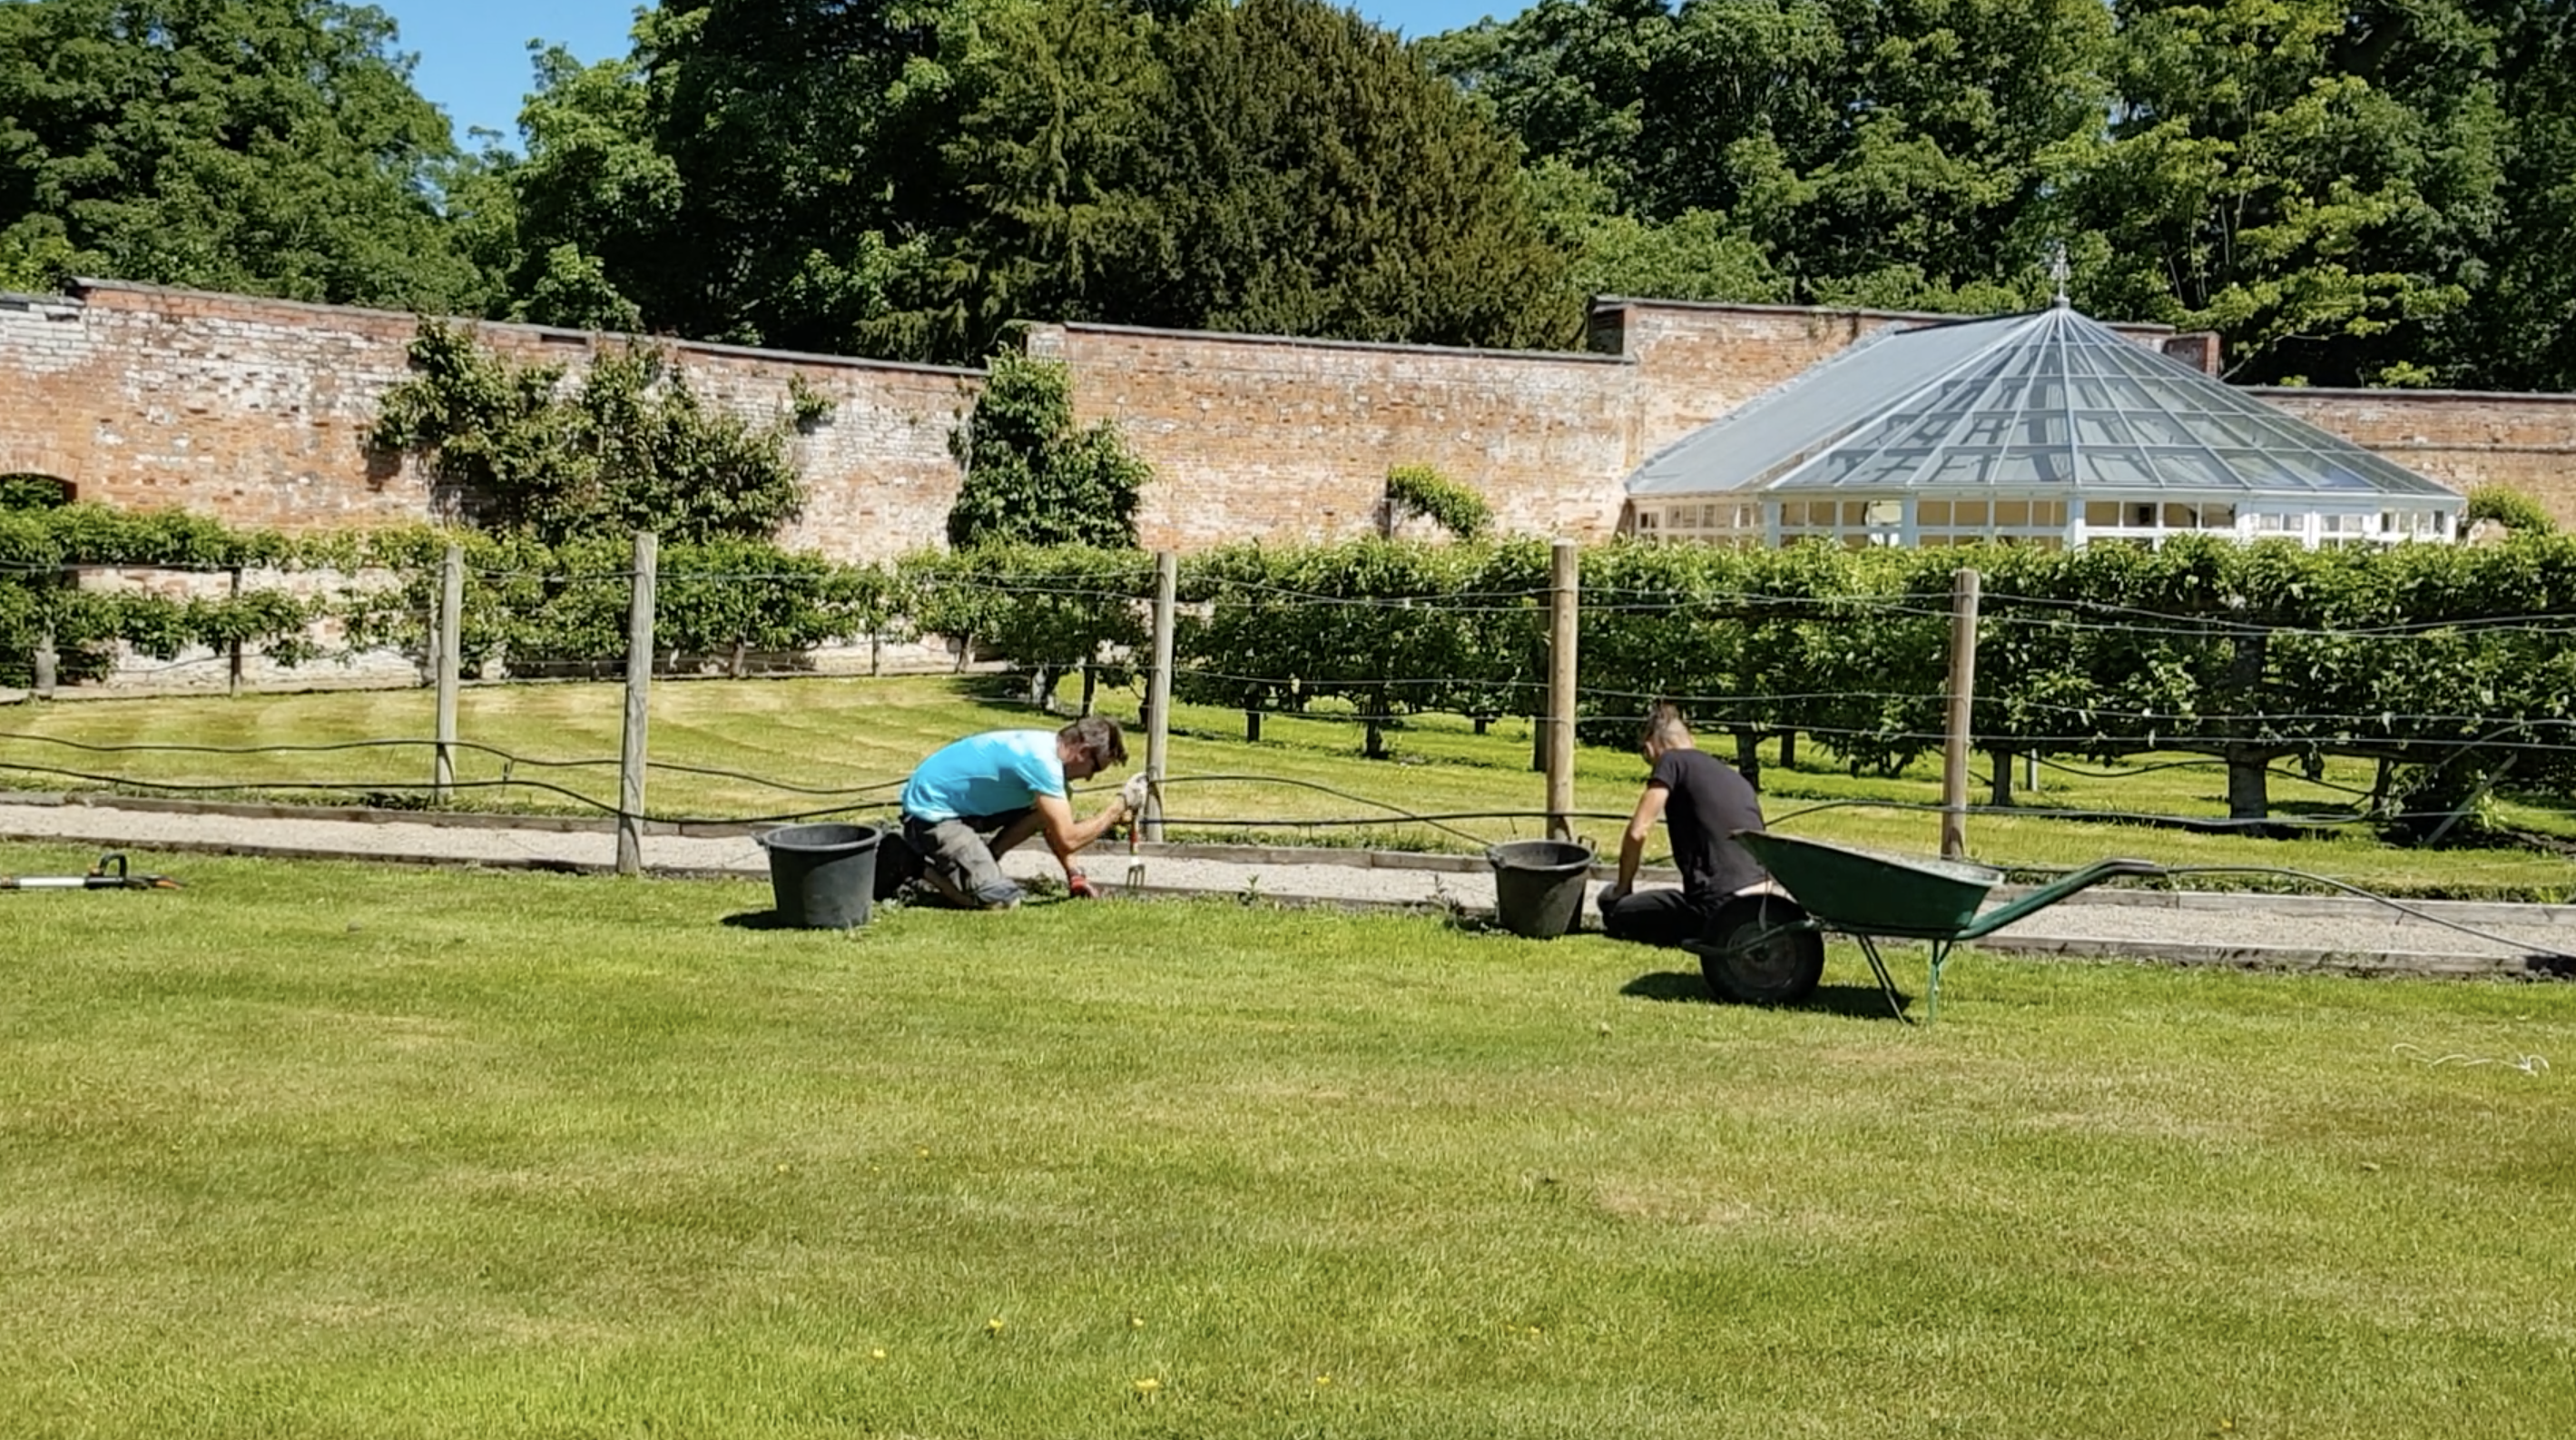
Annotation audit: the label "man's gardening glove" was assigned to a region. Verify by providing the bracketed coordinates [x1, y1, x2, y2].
[1067, 871, 1103, 900]
[1119, 772, 1152, 815]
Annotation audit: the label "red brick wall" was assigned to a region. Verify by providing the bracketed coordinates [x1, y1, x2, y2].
[2256, 389, 2576, 528]
[0, 281, 981, 564]
[8, 281, 2574, 557]
[1025, 321, 1638, 547]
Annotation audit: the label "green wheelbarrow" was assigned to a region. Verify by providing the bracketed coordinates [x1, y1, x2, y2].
[1683, 832, 2165, 1023]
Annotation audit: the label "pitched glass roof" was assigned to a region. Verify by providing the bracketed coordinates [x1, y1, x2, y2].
[1627, 304, 2460, 505]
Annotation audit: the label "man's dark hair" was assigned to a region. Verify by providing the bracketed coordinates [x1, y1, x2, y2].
[1061, 715, 1127, 769]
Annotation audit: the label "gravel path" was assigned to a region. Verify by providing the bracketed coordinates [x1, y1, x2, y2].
[4, 794, 2571, 979]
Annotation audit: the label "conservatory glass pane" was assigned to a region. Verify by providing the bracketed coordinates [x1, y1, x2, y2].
[2084, 449, 2158, 488]
[2073, 412, 2133, 445]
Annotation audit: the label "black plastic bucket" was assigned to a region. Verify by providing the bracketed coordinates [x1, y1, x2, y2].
[757, 823, 883, 930]
[1486, 838, 1596, 939]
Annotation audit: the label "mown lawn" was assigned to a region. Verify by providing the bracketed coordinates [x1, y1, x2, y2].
[4, 845, 2572, 1437]
[2, 674, 2571, 899]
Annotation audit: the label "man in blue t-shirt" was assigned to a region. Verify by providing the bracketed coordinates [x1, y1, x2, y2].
[892, 715, 1140, 909]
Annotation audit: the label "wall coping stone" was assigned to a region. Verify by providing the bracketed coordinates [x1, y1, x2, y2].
[64, 275, 985, 380]
[1048, 318, 1634, 366]
[1591, 293, 2181, 335]
[2252, 384, 2576, 404]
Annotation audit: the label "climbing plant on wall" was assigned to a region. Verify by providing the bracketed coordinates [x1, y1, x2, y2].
[948, 352, 1151, 550]
[368, 321, 828, 546]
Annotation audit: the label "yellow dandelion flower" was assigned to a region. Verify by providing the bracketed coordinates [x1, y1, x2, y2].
[986, 1317, 1005, 1335]
[1315, 1375, 1332, 1386]
[1133, 1377, 1161, 1394]
[870, 1348, 887, 1361]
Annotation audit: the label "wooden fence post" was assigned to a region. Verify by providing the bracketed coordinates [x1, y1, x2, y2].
[1941, 567, 1981, 860]
[1546, 538, 1579, 842]
[226, 566, 244, 696]
[434, 544, 463, 803]
[617, 532, 658, 877]
[1145, 550, 1175, 842]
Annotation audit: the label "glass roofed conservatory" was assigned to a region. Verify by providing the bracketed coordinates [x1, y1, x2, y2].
[1623, 302, 2463, 550]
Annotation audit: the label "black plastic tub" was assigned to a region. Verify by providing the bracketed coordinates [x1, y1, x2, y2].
[757, 823, 883, 929]
[1486, 838, 1596, 939]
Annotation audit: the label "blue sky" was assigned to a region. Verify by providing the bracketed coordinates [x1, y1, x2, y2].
[379, 1, 1512, 147]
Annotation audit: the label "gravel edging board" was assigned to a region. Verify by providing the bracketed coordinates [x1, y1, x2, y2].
[5, 793, 2572, 979]
[27, 789, 2576, 922]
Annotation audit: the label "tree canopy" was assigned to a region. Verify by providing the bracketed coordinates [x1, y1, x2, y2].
[5, 0, 2575, 390]
[0, 0, 493, 309]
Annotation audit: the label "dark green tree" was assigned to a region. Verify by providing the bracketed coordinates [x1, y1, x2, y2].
[626, 0, 959, 352]
[2445, 0, 2576, 391]
[1145, 0, 1578, 347]
[929, 0, 1173, 350]
[489, 44, 676, 332]
[948, 352, 1150, 549]
[2050, 0, 2508, 383]
[1424, 0, 2110, 313]
[0, 0, 491, 309]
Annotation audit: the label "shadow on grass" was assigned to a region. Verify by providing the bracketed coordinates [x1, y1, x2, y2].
[721, 909, 798, 930]
[1619, 969, 1912, 1021]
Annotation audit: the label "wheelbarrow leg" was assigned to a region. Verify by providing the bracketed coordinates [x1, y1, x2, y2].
[1853, 935, 1912, 1024]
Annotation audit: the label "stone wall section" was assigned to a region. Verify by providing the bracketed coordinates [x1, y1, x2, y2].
[0, 281, 982, 565]
[1026, 321, 1638, 547]
[5, 280, 2574, 567]
[1599, 301, 1922, 457]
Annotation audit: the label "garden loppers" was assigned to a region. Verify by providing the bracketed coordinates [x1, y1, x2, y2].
[0, 852, 180, 891]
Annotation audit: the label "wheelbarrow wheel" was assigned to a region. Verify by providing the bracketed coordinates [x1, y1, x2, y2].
[1699, 893, 1825, 1006]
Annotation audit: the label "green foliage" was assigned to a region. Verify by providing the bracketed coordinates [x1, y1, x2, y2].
[369, 322, 811, 547]
[0, 476, 72, 510]
[948, 352, 1149, 550]
[1157, 533, 2576, 831]
[336, 527, 891, 675]
[1382, 466, 1494, 540]
[0, 0, 494, 311]
[503, 0, 1573, 363]
[0, 503, 326, 685]
[1425, 0, 2109, 316]
[1179, 539, 1535, 755]
[2048, 0, 2507, 383]
[2463, 485, 2555, 536]
[900, 543, 1154, 695]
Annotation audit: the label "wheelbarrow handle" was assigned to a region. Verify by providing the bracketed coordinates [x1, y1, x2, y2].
[1952, 857, 2162, 940]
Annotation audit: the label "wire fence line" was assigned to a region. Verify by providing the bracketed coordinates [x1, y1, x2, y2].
[11, 535, 2576, 869]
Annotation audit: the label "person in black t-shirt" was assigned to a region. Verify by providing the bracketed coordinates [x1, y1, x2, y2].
[1598, 703, 1769, 946]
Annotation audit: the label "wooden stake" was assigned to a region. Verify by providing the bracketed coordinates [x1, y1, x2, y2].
[617, 532, 657, 877]
[434, 544, 462, 803]
[1941, 567, 1981, 859]
[1145, 549, 1175, 842]
[1547, 538, 1579, 842]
